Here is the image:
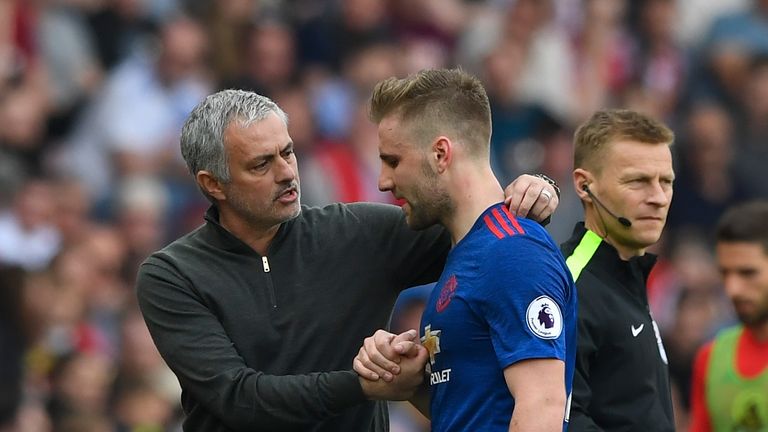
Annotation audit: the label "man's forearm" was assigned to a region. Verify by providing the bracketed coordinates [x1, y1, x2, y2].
[138, 264, 367, 429]
[408, 381, 431, 419]
[221, 370, 366, 429]
[508, 395, 566, 432]
[357, 345, 428, 402]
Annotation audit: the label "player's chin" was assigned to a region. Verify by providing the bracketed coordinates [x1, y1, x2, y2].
[734, 304, 759, 324]
[633, 227, 663, 246]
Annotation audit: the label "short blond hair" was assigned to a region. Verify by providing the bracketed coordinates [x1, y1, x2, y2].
[574, 109, 674, 172]
[369, 68, 491, 156]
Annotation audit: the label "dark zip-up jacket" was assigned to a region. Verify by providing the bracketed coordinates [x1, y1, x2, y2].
[561, 223, 674, 432]
[136, 203, 450, 432]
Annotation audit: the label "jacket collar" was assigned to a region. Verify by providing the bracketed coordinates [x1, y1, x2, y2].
[570, 222, 657, 285]
[199, 205, 296, 255]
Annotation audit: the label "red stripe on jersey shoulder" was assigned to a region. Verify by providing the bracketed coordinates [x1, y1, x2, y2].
[483, 214, 505, 239]
[492, 208, 517, 236]
[501, 206, 526, 235]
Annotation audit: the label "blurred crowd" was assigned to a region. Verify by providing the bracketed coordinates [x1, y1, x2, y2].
[1, 0, 767, 431]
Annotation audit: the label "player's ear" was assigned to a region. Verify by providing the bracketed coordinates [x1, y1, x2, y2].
[433, 136, 452, 174]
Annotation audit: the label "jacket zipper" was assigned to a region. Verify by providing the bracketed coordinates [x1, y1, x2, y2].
[262, 256, 277, 308]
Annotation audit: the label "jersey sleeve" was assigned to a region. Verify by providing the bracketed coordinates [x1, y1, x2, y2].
[689, 342, 713, 432]
[470, 233, 572, 369]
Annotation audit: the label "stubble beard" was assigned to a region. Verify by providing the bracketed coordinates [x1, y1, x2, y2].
[737, 299, 768, 328]
[407, 159, 453, 231]
[226, 183, 302, 229]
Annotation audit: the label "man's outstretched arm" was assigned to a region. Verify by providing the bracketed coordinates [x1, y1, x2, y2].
[138, 261, 369, 431]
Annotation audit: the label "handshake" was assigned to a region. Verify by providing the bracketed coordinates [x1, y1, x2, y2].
[353, 329, 429, 401]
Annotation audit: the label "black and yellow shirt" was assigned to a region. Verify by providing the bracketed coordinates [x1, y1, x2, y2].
[561, 222, 674, 432]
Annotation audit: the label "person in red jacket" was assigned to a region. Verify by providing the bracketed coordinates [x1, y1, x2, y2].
[689, 201, 768, 432]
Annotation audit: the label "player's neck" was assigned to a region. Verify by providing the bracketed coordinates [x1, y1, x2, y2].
[445, 165, 504, 245]
[584, 210, 645, 260]
[748, 321, 768, 343]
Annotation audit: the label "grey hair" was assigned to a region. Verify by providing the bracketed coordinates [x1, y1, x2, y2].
[180, 89, 288, 186]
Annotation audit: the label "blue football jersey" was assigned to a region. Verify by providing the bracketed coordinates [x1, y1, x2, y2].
[420, 203, 577, 431]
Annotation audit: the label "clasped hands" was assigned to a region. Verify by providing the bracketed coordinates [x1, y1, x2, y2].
[354, 329, 427, 401]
